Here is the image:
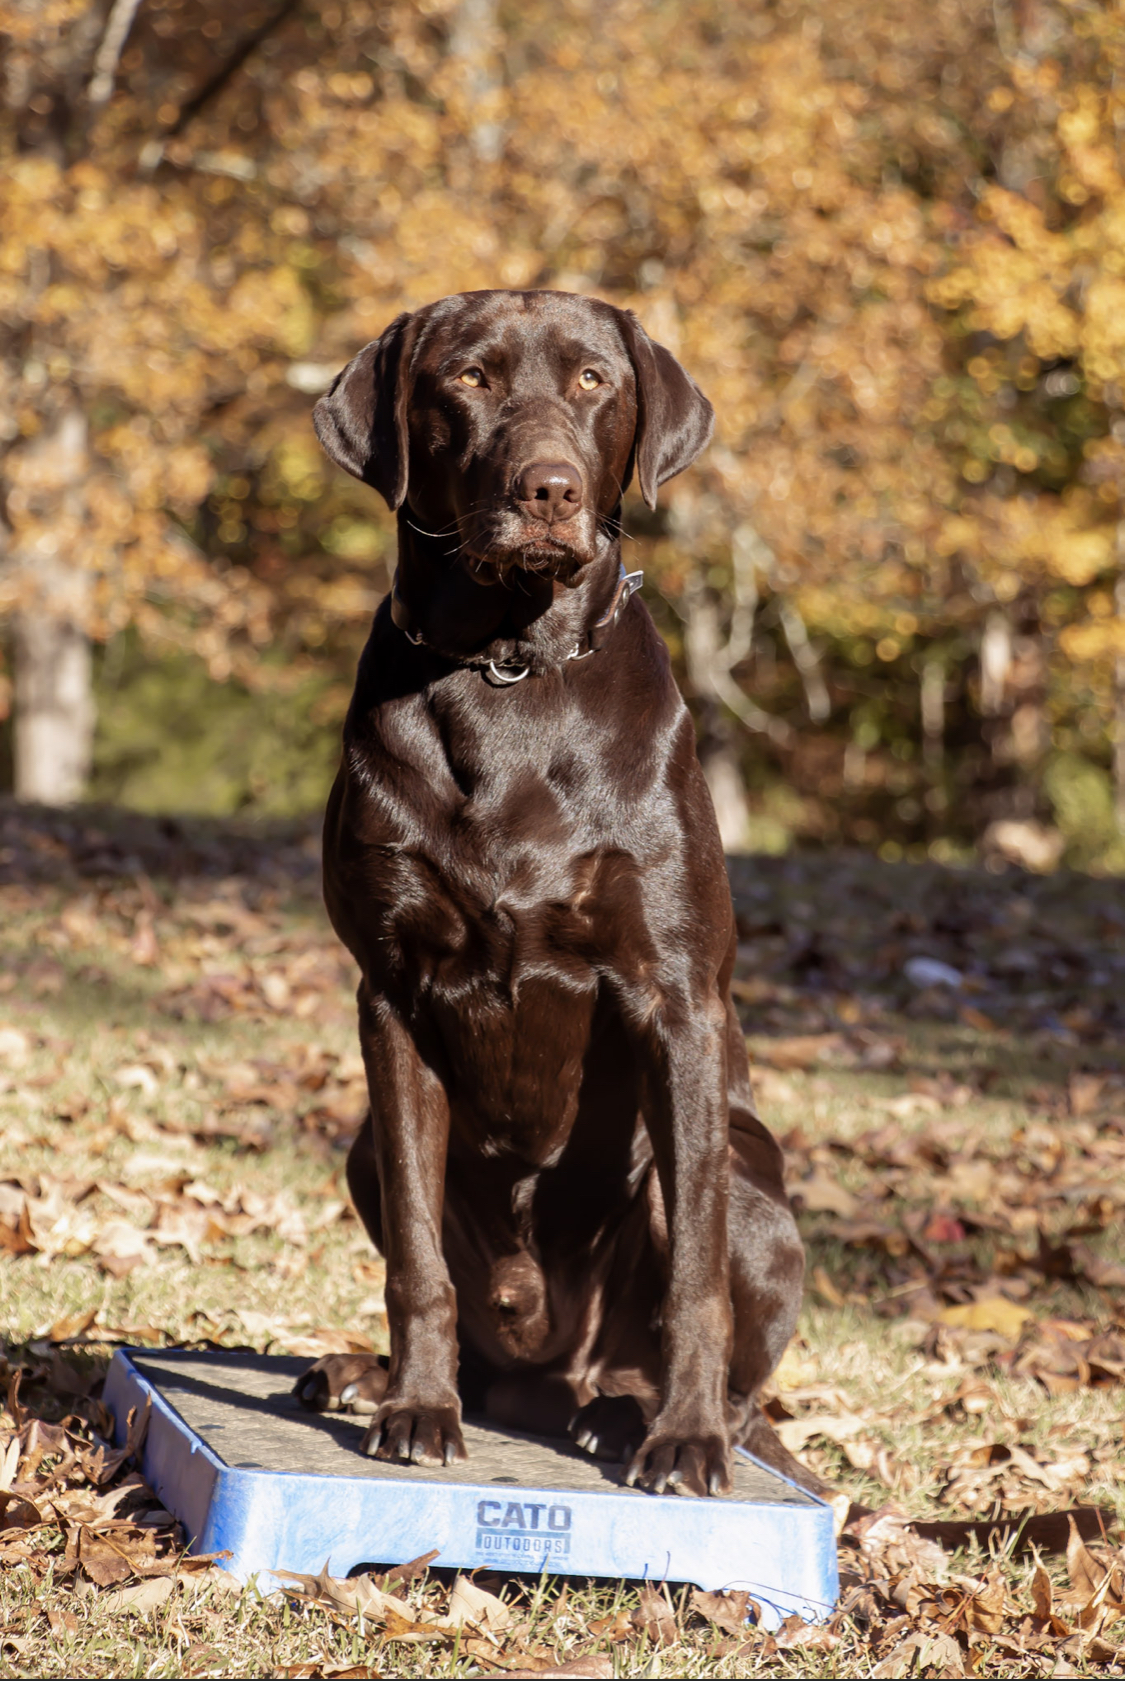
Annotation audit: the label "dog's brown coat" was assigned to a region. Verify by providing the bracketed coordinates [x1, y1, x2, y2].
[297, 290, 807, 1497]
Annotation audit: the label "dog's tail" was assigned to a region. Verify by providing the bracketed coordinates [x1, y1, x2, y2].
[732, 1401, 829, 1498]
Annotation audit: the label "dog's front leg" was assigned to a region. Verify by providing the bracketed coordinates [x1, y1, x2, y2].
[357, 985, 466, 1466]
[626, 993, 734, 1496]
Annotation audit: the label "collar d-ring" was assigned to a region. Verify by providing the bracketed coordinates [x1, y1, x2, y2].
[484, 660, 531, 686]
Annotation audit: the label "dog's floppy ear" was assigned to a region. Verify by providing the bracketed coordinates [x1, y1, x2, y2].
[312, 311, 419, 509]
[616, 310, 714, 510]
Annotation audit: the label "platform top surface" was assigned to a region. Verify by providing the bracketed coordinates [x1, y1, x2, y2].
[128, 1350, 817, 1508]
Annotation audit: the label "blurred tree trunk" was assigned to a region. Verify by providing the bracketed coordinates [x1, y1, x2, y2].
[980, 608, 1012, 772]
[4, 0, 134, 804]
[681, 582, 749, 849]
[1116, 563, 1125, 834]
[12, 409, 92, 803]
[449, 0, 502, 164]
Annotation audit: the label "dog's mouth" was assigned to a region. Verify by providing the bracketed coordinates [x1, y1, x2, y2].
[458, 512, 591, 585]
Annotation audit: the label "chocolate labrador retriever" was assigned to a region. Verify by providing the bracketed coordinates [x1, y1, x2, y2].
[295, 289, 807, 1498]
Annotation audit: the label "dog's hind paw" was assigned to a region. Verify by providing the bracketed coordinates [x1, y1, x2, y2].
[568, 1394, 646, 1463]
[293, 1353, 389, 1414]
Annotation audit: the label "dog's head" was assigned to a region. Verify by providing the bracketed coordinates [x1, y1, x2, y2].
[313, 289, 713, 584]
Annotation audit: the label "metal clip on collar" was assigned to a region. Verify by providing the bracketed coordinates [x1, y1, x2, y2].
[390, 563, 643, 683]
[566, 566, 644, 662]
[484, 660, 530, 685]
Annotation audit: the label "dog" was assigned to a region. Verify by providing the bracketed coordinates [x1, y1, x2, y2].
[295, 289, 807, 1498]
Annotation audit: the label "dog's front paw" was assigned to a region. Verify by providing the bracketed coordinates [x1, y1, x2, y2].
[624, 1429, 732, 1497]
[362, 1400, 467, 1467]
[293, 1353, 389, 1414]
[569, 1394, 646, 1463]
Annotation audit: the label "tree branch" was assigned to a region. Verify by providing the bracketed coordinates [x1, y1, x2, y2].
[87, 0, 142, 110]
[169, 0, 299, 136]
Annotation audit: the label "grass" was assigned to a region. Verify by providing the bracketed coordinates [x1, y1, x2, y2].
[1, 802, 1124, 1676]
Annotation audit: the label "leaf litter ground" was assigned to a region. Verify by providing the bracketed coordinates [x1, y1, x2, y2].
[1, 802, 1124, 1678]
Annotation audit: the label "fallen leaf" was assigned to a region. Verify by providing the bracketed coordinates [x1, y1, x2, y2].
[103, 1576, 175, 1613]
[755, 1033, 848, 1070]
[114, 1063, 160, 1096]
[773, 1612, 839, 1650]
[774, 1412, 866, 1452]
[0, 1491, 42, 1530]
[631, 1582, 677, 1643]
[811, 1265, 847, 1305]
[873, 1629, 965, 1678]
[447, 1574, 512, 1632]
[1068, 1073, 1105, 1116]
[791, 1170, 860, 1218]
[772, 1343, 817, 1389]
[274, 1562, 413, 1623]
[922, 1213, 967, 1244]
[939, 1298, 1033, 1339]
[690, 1586, 754, 1636]
[966, 1564, 1008, 1633]
[1063, 1513, 1104, 1604]
[498, 1661, 613, 1680]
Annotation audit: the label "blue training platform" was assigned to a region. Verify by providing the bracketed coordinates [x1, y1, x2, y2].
[105, 1348, 837, 1627]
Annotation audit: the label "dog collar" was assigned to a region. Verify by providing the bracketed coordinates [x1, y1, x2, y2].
[389, 562, 644, 686]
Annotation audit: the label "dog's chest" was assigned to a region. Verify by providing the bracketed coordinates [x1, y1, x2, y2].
[382, 832, 639, 986]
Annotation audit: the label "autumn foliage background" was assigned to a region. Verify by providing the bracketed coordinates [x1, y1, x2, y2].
[1, 0, 1125, 870]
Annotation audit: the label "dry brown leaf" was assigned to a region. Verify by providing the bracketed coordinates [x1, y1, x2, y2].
[588, 1609, 634, 1641]
[811, 1264, 847, 1306]
[274, 1562, 413, 1624]
[447, 1574, 512, 1632]
[966, 1564, 1007, 1633]
[753, 1032, 849, 1069]
[631, 1582, 677, 1644]
[495, 1661, 613, 1680]
[71, 1524, 141, 1585]
[689, 1586, 755, 1636]
[1031, 1559, 1054, 1622]
[1064, 1513, 1104, 1604]
[872, 1629, 966, 1678]
[773, 1612, 839, 1650]
[774, 1412, 866, 1452]
[0, 1490, 42, 1530]
[103, 1576, 175, 1614]
[790, 1169, 860, 1218]
[1068, 1073, 1105, 1116]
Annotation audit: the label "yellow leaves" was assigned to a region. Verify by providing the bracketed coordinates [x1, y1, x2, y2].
[163, 447, 215, 509]
[965, 493, 1116, 590]
[225, 268, 315, 358]
[938, 1299, 1034, 1340]
[1083, 275, 1125, 381]
[1058, 621, 1125, 665]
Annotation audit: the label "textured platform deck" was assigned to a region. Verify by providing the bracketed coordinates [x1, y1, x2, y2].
[105, 1348, 838, 1626]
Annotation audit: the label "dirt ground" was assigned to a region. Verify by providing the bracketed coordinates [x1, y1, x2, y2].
[2, 801, 1124, 1678]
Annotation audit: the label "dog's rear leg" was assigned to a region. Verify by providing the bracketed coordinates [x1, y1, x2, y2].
[725, 1008, 824, 1496]
[294, 1112, 392, 1415]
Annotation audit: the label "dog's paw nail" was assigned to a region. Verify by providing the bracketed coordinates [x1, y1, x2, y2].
[340, 1383, 357, 1405]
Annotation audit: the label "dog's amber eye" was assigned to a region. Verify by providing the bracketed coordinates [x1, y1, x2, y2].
[578, 369, 602, 391]
[458, 368, 484, 388]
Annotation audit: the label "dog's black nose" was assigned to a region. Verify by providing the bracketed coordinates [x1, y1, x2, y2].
[514, 460, 583, 522]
